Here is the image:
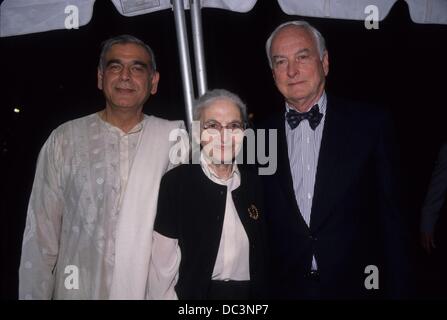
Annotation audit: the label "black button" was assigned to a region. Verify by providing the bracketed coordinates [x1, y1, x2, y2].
[305, 270, 320, 281]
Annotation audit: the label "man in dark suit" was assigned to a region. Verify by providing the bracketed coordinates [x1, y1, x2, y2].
[259, 20, 412, 299]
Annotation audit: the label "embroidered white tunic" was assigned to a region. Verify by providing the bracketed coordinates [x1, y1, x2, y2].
[19, 112, 183, 299]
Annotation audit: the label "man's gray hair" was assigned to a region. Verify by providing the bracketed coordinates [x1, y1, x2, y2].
[98, 34, 157, 71]
[193, 89, 247, 124]
[265, 20, 326, 68]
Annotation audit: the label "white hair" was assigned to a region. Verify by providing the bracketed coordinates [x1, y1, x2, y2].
[193, 89, 247, 124]
[265, 20, 326, 68]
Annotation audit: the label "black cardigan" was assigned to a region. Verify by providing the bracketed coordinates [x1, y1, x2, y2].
[154, 164, 268, 299]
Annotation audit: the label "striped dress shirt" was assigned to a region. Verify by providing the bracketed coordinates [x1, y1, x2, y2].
[285, 92, 327, 270]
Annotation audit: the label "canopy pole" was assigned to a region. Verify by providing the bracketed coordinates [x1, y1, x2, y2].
[172, 0, 195, 130]
[190, 0, 208, 96]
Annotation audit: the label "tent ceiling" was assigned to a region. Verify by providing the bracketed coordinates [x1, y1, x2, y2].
[278, 0, 447, 25]
[278, 0, 397, 21]
[110, 0, 257, 16]
[1, 0, 446, 37]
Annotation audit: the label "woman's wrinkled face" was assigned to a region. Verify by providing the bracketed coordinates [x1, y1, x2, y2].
[200, 99, 244, 164]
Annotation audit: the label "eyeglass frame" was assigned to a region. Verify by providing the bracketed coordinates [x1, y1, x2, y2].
[201, 120, 246, 132]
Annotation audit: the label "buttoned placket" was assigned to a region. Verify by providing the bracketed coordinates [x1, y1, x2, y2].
[99, 118, 144, 214]
[285, 93, 327, 272]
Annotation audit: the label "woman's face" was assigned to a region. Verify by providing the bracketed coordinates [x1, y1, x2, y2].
[200, 98, 244, 164]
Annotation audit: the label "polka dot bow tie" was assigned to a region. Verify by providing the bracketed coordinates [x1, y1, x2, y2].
[286, 104, 323, 130]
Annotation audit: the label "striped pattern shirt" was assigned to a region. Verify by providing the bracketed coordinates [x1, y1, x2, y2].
[285, 92, 327, 270]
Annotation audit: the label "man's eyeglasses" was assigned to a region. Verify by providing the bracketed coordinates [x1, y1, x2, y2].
[202, 121, 245, 131]
[105, 61, 150, 76]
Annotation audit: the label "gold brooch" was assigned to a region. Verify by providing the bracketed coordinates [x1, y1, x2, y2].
[248, 204, 259, 220]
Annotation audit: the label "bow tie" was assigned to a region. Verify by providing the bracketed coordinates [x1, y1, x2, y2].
[286, 104, 323, 130]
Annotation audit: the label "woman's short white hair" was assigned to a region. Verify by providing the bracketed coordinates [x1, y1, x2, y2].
[265, 20, 326, 68]
[193, 89, 247, 124]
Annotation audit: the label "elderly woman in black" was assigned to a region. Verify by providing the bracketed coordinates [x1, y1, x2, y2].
[148, 89, 267, 300]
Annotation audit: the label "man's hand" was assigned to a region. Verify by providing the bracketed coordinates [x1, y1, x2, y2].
[421, 232, 436, 254]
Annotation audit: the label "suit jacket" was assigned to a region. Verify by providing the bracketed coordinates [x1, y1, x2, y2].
[154, 163, 268, 299]
[258, 95, 412, 299]
[421, 142, 447, 233]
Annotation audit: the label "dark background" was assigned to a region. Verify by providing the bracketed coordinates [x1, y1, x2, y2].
[1, 0, 447, 299]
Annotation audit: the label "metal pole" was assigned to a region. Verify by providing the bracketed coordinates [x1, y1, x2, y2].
[172, 0, 195, 130]
[190, 0, 208, 96]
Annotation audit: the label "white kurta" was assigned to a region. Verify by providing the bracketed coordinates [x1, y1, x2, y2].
[19, 112, 185, 299]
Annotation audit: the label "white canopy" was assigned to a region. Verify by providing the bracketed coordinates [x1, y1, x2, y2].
[1, 0, 446, 37]
[110, 0, 257, 16]
[2, 0, 445, 129]
[278, 0, 447, 25]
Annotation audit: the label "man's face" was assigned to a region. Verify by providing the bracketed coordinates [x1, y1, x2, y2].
[270, 26, 329, 110]
[97, 43, 159, 111]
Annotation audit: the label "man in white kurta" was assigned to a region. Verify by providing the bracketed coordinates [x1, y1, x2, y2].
[18, 35, 186, 299]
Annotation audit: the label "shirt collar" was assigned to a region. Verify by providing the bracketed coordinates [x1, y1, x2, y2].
[199, 152, 240, 186]
[96, 112, 147, 136]
[285, 91, 327, 115]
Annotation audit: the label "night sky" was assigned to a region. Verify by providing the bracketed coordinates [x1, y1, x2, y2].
[1, 0, 447, 299]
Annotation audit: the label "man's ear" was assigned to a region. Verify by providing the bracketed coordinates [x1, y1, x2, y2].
[322, 51, 329, 76]
[97, 68, 103, 90]
[150, 71, 160, 94]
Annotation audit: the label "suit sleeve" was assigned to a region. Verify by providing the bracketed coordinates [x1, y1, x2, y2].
[375, 111, 413, 298]
[420, 142, 447, 233]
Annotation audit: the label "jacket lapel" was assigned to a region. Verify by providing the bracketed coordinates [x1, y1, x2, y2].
[310, 96, 351, 232]
[274, 114, 311, 234]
